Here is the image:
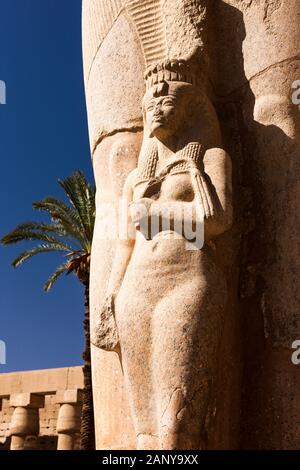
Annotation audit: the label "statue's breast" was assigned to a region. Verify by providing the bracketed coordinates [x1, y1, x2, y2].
[133, 170, 195, 202]
[159, 172, 195, 202]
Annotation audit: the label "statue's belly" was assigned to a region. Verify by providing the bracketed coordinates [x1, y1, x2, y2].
[119, 235, 224, 302]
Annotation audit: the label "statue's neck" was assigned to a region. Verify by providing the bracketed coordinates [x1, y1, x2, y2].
[156, 140, 206, 174]
[156, 138, 177, 163]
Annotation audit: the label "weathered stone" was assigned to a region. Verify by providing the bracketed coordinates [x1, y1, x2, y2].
[56, 403, 82, 451]
[0, 367, 83, 450]
[55, 389, 83, 405]
[83, 0, 233, 450]
[83, 0, 300, 450]
[9, 393, 45, 409]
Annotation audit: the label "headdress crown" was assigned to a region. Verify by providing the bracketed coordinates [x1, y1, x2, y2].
[144, 59, 202, 89]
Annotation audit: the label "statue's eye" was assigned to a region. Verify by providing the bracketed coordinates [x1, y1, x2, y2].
[162, 99, 175, 106]
[147, 103, 155, 111]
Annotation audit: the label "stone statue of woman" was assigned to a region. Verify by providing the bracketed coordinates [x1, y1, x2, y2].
[92, 60, 232, 450]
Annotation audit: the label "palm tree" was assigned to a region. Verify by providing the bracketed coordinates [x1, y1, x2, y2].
[1, 170, 96, 450]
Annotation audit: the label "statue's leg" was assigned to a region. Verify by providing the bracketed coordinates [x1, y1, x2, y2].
[151, 256, 226, 450]
[114, 277, 160, 450]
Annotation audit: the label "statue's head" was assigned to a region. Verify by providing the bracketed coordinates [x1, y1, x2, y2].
[143, 81, 196, 140]
[137, 60, 212, 182]
[142, 60, 201, 141]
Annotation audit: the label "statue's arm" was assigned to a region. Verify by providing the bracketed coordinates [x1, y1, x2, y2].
[105, 170, 137, 299]
[91, 170, 137, 352]
[203, 148, 233, 239]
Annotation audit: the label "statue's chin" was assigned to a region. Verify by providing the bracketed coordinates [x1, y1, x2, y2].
[151, 124, 174, 140]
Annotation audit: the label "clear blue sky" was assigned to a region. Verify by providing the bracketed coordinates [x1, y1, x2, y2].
[0, 0, 93, 372]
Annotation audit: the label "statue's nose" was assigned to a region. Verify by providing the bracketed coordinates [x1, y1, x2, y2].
[153, 105, 162, 117]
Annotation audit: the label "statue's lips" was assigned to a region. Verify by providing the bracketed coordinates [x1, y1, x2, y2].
[152, 116, 165, 125]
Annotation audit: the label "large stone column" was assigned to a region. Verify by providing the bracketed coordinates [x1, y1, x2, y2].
[83, 0, 237, 450]
[83, 0, 300, 450]
[9, 393, 44, 450]
[211, 0, 300, 449]
[55, 389, 82, 450]
[240, 0, 300, 450]
[82, 1, 145, 449]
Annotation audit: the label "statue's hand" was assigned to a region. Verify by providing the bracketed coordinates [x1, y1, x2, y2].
[91, 294, 120, 352]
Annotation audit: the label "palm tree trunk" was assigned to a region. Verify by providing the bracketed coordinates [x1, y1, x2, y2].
[80, 283, 96, 450]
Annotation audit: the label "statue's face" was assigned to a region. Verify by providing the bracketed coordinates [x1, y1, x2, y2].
[143, 82, 193, 140]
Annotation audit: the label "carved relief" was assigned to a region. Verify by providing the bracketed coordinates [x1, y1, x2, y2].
[92, 59, 232, 449]
[126, 0, 167, 65]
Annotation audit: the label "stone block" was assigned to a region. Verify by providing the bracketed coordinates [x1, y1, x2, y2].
[55, 389, 83, 405]
[9, 393, 45, 409]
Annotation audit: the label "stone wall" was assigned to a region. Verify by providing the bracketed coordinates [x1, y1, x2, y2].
[0, 366, 83, 450]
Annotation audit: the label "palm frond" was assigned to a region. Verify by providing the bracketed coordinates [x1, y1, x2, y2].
[1, 229, 73, 251]
[12, 244, 70, 268]
[66, 252, 90, 284]
[59, 171, 95, 246]
[73, 171, 95, 240]
[1, 170, 95, 288]
[43, 261, 70, 292]
[3, 221, 67, 235]
[32, 197, 88, 248]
